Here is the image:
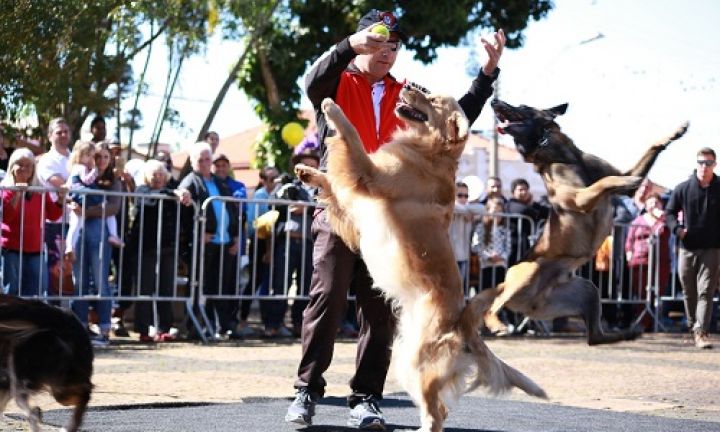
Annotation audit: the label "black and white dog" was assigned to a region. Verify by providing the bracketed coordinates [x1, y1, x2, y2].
[0, 295, 93, 432]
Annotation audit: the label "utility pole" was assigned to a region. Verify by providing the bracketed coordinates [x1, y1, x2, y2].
[490, 78, 500, 178]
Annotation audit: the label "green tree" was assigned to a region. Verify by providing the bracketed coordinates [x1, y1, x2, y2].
[0, 1, 211, 144]
[236, 0, 553, 170]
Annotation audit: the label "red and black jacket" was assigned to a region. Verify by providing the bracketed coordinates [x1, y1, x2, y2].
[305, 37, 500, 170]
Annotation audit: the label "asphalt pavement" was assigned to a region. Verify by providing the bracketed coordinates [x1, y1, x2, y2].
[39, 393, 719, 432]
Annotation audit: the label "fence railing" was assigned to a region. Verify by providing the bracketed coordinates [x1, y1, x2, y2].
[1, 185, 705, 341]
[0, 185, 207, 340]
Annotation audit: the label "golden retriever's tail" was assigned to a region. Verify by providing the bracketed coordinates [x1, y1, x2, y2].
[458, 294, 547, 399]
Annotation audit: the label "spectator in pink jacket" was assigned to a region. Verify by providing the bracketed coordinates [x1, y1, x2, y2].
[625, 192, 670, 329]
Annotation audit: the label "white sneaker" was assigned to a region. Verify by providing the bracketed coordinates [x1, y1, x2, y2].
[348, 396, 385, 430]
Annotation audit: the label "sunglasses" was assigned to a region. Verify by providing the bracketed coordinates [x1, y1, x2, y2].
[456, 193, 469, 198]
[697, 160, 716, 167]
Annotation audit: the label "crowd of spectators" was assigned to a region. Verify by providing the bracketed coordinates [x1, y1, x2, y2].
[0, 119, 330, 345]
[0, 117, 715, 348]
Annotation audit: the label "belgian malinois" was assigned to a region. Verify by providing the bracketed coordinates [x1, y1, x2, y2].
[476, 100, 688, 345]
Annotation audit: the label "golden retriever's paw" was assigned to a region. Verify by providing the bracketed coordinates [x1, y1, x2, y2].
[321, 98, 344, 129]
[321, 98, 338, 116]
[294, 163, 326, 188]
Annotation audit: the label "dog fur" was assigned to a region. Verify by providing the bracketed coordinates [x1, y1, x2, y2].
[0, 295, 93, 432]
[295, 88, 546, 432]
[477, 99, 689, 345]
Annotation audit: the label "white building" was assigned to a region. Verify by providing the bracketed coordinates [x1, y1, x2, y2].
[459, 131, 546, 201]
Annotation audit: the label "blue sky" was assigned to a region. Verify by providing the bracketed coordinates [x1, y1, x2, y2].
[109, 0, 719, 189]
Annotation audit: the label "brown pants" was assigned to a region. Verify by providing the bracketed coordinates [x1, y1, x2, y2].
[294, 210, 395, 406]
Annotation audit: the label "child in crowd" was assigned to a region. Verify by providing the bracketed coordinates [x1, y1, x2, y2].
[65, 141, 122, 257]
[472, 196, 511, 290]
[472, 196, 513, 334]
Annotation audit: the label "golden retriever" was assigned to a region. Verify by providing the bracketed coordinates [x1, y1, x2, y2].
[295, 87, 546, 432]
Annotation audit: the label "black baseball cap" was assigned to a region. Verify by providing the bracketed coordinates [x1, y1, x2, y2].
[291, 148, 321, 165]
[212, 153, 230, 164]
[357, 9, 407, 42]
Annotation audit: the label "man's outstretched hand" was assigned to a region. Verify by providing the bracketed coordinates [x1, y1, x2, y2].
[481, 29, 506, 76]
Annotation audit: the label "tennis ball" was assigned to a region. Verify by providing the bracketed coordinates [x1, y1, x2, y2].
[371, 25, 390, 39]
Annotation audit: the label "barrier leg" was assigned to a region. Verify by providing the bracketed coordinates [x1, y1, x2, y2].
[185, 300, 208, 344]
[197, 298, 221, 341]
[515, 316, 551, 336]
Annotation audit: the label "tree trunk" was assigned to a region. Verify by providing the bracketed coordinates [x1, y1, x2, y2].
[128, 20, 156, 154]
[178, 1, 280, 181]
[178, 39, 258, 179]
[258, 48, 280, 113]
[149, 54, 184, 159]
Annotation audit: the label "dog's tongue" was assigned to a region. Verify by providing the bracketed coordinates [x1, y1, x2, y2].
[496, 119, 508, 134]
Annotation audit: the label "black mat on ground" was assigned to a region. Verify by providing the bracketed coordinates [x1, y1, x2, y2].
[38, 394, 718, 432]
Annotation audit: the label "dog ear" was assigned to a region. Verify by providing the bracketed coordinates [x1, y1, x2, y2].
[547, 103, 568, 117]
[447, 111, 469, 143]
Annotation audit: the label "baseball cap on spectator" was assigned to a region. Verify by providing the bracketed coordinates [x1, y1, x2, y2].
[212, 153, 230, 164]
[291, 148, 321, 166]
[106, 140, 123, 157]
[357, 9, 407, 42]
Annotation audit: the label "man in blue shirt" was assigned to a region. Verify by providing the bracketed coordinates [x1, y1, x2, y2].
[178, 144, 242, 339]
[213, 153, 248, 252]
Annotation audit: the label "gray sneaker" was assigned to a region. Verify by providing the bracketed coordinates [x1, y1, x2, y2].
[285, 388, 318, 426]
[347, 396, 386, 430]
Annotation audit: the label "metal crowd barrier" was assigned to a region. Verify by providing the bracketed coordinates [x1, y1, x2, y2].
[192, 198, 682, 336]
[459, 210, 537, 296]
[569, 222, 681, 333]
[194, 201, 544, 338]
[1, 184, 705, 341]
[195, 196, 317, 338]
[0, 185, 206, 341]
[462, 218, 668, 334]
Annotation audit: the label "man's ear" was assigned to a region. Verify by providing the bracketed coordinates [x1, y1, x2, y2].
[547, 103, 568, 117]
[447, 111, 469, 143]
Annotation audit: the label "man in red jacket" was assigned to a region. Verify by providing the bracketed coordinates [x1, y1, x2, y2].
[286, 9, 505, 429]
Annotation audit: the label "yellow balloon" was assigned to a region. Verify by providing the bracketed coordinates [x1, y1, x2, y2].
[281, 122, 305, 148]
